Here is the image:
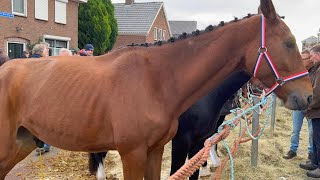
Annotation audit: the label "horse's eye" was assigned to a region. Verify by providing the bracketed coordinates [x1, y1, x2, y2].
[285, 41, 295, 49]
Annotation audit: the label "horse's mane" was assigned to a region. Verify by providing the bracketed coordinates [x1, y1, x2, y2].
[110, 13, 285, 52]
[124, 13, 258, 49]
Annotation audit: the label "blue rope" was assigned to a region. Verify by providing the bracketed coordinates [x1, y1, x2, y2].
[244, 95, 274, 140]
[209, 93, 275, 180]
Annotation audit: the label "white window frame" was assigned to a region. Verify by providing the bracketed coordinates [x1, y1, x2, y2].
[12, 0, 27, 17]
[35, 0, 48, 21]
[55, 0, 68, 24]
[163, 30, 166, 41]
[43, 35, 70, 56]
[158, 29, 163, 41]
[154, 27, 158, 41]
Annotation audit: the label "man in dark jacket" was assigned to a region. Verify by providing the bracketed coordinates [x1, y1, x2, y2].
[300, 44, 320, 178]
[283, 50, 314, 160]
[31, 42, 49, 58]
[30, 42, 52, 155]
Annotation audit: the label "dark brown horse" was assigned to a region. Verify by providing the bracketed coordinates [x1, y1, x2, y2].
[0, 0, 312, 179]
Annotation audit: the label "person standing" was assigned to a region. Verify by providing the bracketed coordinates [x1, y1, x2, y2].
[70, 48, 80, 56]
[31, 42, 49, 58]
[283, 50, 314, 160]
[0, 48, 9, 66]
[58, 48, 72, 56]
[80, 44, 94, 56]
[31, 42, 51, 154]
[22, 50, 30, 58]
[300, 44, 320, 178]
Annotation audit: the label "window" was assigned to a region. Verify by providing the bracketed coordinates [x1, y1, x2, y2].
[55, 0, 67, 24]
[45, 39, 68, 56]
[44, 35, 70, 56]
[12, 0, 27, 17]
[158, 29, 163, 41]
[35, 0, 48, 21]
[154, 27, 158, 41]
[163, 30, 166, 40]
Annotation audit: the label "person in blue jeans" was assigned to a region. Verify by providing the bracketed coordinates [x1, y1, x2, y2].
[283, 50, 314, 160]
[300, 44, 320, 178]
[283, 110, 313, 159]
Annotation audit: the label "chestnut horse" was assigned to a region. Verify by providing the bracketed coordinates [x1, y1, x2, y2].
[89, 71, 249, 180]
[0, 0, 312, 179]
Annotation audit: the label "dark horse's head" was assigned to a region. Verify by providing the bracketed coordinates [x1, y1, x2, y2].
[243, 0, 312, 110]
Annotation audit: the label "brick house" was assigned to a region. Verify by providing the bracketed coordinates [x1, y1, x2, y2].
[0, 0, 87, 59]
[113, 0, 172, 49]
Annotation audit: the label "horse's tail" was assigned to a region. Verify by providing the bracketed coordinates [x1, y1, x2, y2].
[88, 153, 98, 174]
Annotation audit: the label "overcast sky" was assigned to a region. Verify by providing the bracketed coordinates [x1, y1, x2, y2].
[111, 0, 319, 50]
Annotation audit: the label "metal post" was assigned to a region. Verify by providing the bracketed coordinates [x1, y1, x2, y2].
[270, 93, 277, 133]
[251, 96, 260, 167]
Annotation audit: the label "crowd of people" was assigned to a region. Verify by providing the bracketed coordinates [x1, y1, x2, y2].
[3, 43, 94, 61]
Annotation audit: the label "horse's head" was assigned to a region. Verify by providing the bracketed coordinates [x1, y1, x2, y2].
[245, 0, 312, 110]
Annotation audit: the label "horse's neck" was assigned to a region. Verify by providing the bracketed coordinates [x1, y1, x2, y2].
[149, 17, 260, 117]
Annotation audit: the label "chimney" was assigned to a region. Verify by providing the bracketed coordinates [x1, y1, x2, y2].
[125, 0, 134, 5]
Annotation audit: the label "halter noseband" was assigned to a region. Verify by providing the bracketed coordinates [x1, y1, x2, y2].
[252, 15, 309, 96]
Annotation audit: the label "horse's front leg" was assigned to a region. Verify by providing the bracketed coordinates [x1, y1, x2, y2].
[120, 146, 148, 180]
[0, 127, 36, 180]
[144, 146, 164, 180]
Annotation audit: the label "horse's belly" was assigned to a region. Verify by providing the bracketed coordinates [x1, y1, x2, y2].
[22, 120, 116, 152]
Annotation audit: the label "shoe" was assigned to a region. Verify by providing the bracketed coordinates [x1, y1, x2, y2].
[36, 147, 49, 155]
[299, 161, 318, 170]
[283, 150, 297, 159]
[307, 168, 320, 178]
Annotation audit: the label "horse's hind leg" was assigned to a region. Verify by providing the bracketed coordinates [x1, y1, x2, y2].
[144, 146, 164, 180]
[170, 136, 191, 176]
[188, 140, 205, 180]
[0, 127, 36, 179]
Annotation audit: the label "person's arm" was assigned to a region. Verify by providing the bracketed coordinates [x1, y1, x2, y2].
[309, 70, 320, 109]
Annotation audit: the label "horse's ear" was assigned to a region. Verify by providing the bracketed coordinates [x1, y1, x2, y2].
[260, 0, 278, 23]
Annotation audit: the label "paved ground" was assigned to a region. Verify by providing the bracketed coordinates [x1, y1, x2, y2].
[5, 147, 60, 180]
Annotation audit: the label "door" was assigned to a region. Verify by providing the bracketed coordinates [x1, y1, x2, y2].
[8, 43, 24, 59]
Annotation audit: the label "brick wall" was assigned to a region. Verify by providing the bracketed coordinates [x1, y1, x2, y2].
[0, 0, 79, 53]
[113, 35, 146, 50]
[146, 6, 171, 43]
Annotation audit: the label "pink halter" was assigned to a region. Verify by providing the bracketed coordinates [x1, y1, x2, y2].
[253, 15, 309, 96]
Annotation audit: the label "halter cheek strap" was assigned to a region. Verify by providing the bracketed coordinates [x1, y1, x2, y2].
[252, 15, 309, 96]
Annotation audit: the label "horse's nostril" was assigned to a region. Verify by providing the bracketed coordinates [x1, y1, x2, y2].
[308, 95, 313, 105]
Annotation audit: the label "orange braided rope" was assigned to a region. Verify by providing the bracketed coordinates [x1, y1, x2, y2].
[168, 104, 250, 180]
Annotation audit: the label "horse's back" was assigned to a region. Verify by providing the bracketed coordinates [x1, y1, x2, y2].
[0, 58, 120, 150]
[0, 54, 168, 151]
